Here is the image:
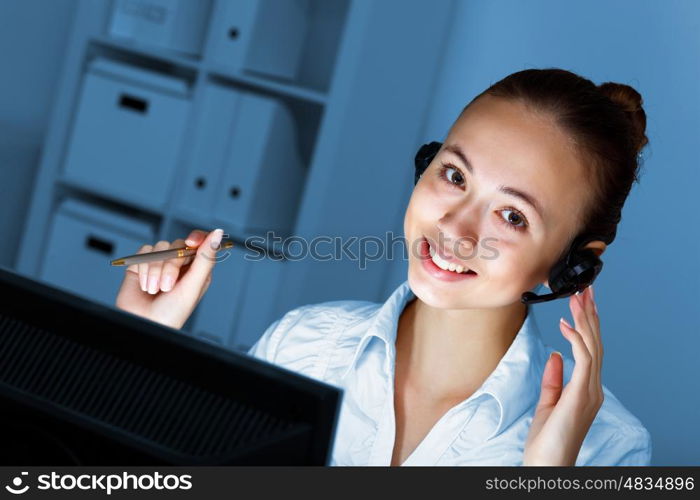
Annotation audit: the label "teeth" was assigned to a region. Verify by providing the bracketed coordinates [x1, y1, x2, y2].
[427, 241, 471, 274]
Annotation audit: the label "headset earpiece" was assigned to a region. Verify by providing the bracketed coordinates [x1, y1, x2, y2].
[414, 141, 443, 185]
[521, 234, 604, 304]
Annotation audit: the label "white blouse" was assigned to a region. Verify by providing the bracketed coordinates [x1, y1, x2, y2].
[247, 279, 652, 466]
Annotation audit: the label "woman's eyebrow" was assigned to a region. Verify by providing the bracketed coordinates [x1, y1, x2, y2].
[443, 143, 545, 220]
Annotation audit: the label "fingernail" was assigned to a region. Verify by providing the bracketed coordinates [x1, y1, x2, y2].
[148, 276, 158, 294]
[594, 302, 598, 314]
[560, 317, 572, 329]
[210, 228, 223, 250]
[590, 285, 595, 301]
[140, 274, 147, 292]
[161, 276, 173, 292]
[550, 350, 562, 361]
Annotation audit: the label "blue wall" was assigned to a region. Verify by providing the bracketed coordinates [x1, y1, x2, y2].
[0, 0, 76, 268]
[385, 0, 699, 465]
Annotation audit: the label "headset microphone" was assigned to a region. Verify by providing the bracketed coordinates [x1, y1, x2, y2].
[520, 234, 604, 304]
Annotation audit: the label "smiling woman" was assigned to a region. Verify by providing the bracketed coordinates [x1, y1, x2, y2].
[393, 70, 649, 465]
[117, 67, 651, 466]
[244, 68, 652, 466]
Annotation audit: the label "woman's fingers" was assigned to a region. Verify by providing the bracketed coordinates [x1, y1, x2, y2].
[146, 240, 170, 294]
[159, 238, 188, 292]
[592, 290, 603, 380]
[575, 286, 602, 392]
[135, 244, 153, 292]
[132, 229, 214, 295]
[185, 229, 208, 246]
[176, 229, 209, 274]
[538, 351, 564, 408]
[585, 286, 603, 395]
[559, 317, 593, 392]
[570, 288, 596, 360]
[590, 287, 603, 378]
[562, 285, 604, 406]
[177, 229, 224, 292]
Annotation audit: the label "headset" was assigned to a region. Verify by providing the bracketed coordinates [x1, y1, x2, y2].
[413, 141, 604, 304]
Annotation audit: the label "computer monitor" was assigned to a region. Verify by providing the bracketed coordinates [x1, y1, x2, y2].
[0, 265, 341, 465]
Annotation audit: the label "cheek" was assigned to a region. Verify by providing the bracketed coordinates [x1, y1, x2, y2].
[405, 183, 443, 228]
[483, 240, 541, 286]
[403, 193, 418, 235]
[411, 182, 453, 220]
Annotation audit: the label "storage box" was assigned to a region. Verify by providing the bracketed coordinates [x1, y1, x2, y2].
[39, 199, 156, 309]
[62, 58, 190, 211]
[179, 82, 305, 236]
[209, 0, 309, 81]
[108, 0, 213, 56]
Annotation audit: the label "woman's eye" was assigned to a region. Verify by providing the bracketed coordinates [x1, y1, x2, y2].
[435, 163, 529, 232]
[499, 208, 528, 231]
[437, 164, 464, 187]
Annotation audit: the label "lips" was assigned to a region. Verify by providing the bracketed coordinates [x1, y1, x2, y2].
[431, 250, 476, 274]
[422, 236, 477, 274]
[419, 237, 479, 282]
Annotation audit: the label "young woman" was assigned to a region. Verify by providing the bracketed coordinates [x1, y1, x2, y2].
[116, 68, 651, 466]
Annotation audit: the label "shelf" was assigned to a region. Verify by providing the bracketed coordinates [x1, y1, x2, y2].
[206, 66, 327, 105]
[50, 183, 162, 239]
[56, 175, 166, 220]
[90, 35, 201, 72]
[88, 35, 328, 106]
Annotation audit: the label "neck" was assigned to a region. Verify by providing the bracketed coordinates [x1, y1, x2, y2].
[395, 297, 528, 403]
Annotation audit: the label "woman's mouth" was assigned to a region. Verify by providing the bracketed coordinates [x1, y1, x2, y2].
[418, 237, 478, 282]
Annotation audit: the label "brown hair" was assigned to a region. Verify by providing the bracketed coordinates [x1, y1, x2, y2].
[466, 68, 648, 260]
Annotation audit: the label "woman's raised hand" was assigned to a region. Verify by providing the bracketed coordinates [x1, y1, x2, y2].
[523, 284, 604, 466]
[115, 228, 225, 330]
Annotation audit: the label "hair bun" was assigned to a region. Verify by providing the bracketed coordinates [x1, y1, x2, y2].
[597, 82, 649, 155]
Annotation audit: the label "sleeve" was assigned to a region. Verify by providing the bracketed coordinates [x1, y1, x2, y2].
[246, 306, 307, 364]
[581, 425, 653, 466]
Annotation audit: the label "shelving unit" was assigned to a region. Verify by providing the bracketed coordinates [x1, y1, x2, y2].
[18, 0, 455, 353]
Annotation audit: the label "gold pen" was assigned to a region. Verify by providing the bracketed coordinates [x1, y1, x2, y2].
[110, 240, 234, 266]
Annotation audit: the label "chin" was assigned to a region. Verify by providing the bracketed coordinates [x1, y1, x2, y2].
[407, 269, 477, 309]
[408, 266, 525, 310]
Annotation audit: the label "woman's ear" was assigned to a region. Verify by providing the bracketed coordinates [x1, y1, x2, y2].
[538, 241, 606, 292]
[583, 240, 607, 258]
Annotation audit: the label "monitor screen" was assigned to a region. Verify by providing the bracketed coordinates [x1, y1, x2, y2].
[0, 265, 341, 465]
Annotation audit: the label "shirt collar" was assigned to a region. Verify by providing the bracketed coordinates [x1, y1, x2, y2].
[340, 279, 548, 441]
[340, 279, 415, 380]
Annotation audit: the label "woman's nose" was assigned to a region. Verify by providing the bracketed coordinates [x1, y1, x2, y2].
[436, 211, 479, 258]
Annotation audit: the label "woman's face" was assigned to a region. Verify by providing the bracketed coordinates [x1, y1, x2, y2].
[404, 94, 595, 309]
